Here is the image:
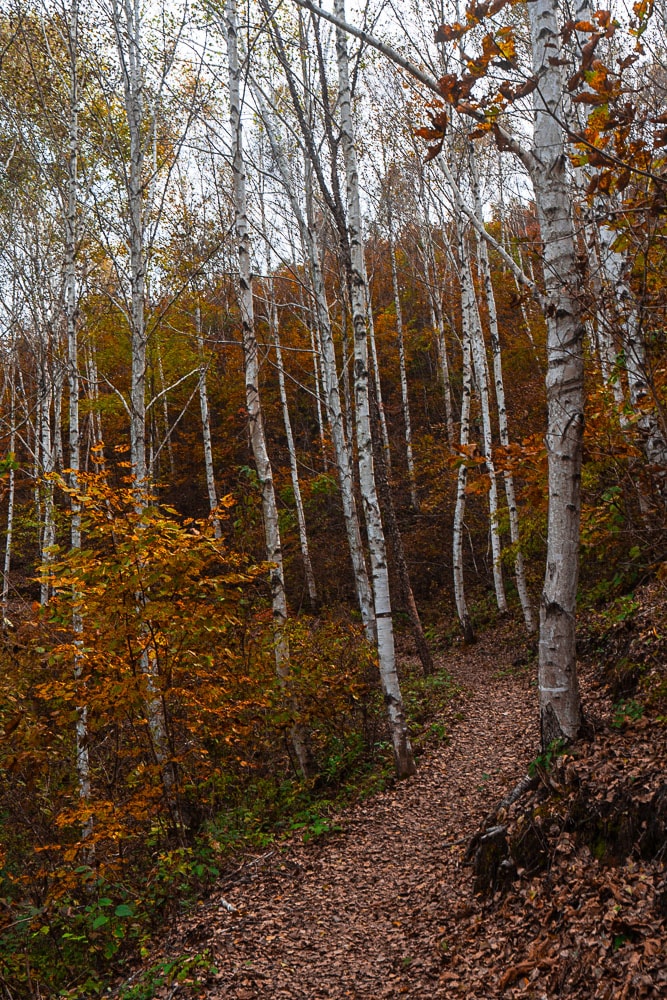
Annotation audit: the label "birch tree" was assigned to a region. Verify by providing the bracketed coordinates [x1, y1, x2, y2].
[334, 0, 414, 776]
[225, 0, 312, 778]
[290, 0, 586, 747]
[247, 68, 376, 640]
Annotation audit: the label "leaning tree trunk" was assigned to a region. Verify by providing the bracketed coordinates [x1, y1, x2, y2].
[249, 74, 375, 638]
[528, 0, 584, 747]
[225, 0, 312, 778]
[335, 0, 414, 777]
[370, 385, 433, 675]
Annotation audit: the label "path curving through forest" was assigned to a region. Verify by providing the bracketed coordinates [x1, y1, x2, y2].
[156, 623, 538, 998]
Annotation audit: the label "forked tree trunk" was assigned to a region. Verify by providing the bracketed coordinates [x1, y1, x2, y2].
[335, 0, 414, 777]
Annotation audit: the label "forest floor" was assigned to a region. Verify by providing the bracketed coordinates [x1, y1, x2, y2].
[124, 611, 666, 1000]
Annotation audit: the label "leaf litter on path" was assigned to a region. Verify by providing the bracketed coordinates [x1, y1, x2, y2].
[132, 621, 666, 998]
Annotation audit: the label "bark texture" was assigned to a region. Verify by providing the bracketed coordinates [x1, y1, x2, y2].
[529, 0, 584, 747]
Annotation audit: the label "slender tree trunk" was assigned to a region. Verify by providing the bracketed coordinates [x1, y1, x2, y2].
[529, 0, 584, 747]
[453, 328, 475, 644]
[468, 144, 534, 632]
[52, 360, 65, 471]
[226, 0, 312, 778]
[265, 275, 319, 608]
[365, 273, 392, 473]
[251, 77, 375, 637]
[112, 0, 172, 787]
[2, 361, 16, 624]
[417, 178, 454, 441]
[39, 353, 56, 606]
[370, 387, 433, 674]
[64, 0, 93, 845]
[335, 0, 414, 777]
[195, 302, 222, 538]
[387, 215, 418, 509]
[155, 336, 175, 478]
[455, 213, 507, 615]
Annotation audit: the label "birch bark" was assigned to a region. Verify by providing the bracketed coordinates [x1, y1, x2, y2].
[63, 0, 92, 843]
[334, 0, 414, 777]
[529, 0, 585, 746]
[451, 186, 507, 616]
[260, 227, 319, 608]
[453, 326, 475, 644]
[387, 208, 418, 509]
[250, 76, 375, 637]
[468, 144, 535, 632]
[225, 0, 312, 778]
[195, 300, 222, 538]
[111, 0, 172, 786]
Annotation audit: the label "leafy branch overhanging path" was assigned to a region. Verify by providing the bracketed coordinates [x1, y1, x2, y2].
[149, 627, 539, 998]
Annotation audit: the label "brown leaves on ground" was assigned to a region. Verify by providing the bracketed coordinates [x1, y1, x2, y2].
[125, 618, 666, 999]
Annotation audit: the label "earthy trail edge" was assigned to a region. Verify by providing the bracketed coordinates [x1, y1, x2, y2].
[146, 624, 539, 998]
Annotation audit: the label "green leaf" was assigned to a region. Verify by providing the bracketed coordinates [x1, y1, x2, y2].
[92, 914, 110, 929]
[114, 903, 134, 917]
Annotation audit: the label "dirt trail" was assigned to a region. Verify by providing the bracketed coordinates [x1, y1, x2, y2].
[161, 625, 538, 998]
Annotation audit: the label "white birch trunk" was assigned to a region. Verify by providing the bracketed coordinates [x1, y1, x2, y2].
[64, 0, 93, 843]
[309, 317, 328, 470]
[2, 362, 16, 624]
[529, 0, 584, 746]
[156, 336, 175, 478]
[53, 361, 65, 472]
[417, 178, 454, 441]
[195, 302, 222, 539]
[39, 355, 56, 606]
[388, 218, 418, 509]
[250, 77, 375, 638]
[111, 0, 148, 495]
[453, 329, 475, 644]
[225, 0, 312, 778]
[112, 0, 171, 783]
[455, 214, 507, 615]
[335, 0, 414, 777]
[265, 273, 319, 608]
[365, 275, 392, 473]
[468, 144, 535, 632]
